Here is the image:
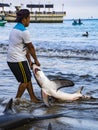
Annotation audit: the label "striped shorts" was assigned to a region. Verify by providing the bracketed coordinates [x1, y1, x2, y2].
[7, 61, 31, 83]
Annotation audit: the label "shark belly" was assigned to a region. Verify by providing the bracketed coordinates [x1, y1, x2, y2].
[50, 89, 82, 101]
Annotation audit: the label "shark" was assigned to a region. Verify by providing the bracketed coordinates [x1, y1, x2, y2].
[0, 98, 65, 130]
[32, 64, 91, 107]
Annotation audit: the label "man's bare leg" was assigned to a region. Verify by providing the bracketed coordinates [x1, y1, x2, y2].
[27, 81, 40, 102]
[16, 83, 28, 98]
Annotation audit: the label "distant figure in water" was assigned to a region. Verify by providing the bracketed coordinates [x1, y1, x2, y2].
[78, 18, 82, 24]
[82, 31, 89, 37]
[73, 20, 77, 24]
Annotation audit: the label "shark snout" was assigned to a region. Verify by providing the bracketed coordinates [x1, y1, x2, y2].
[34, 68, 41, 74]
[32, 64, 41, 74]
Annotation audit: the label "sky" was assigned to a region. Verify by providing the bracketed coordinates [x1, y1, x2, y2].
[0, 0, 98, 19]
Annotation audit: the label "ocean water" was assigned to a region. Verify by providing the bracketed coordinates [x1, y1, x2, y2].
[0, 19, 98, 130]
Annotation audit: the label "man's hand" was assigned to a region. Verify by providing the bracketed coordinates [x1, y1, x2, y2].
[34, 59, 40, 66]
[29, 61, 33, 69]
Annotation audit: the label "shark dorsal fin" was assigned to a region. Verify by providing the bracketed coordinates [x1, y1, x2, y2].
[3, 98, 14, 114]
[52, 79, 74, 90]
[76, 86, 84, 94]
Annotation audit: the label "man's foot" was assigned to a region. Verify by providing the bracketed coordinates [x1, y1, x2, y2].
[31, 98, 42, 103]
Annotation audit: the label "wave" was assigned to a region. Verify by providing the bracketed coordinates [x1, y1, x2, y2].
[36, 48, 98, 60]
[0, 43, 98, 60]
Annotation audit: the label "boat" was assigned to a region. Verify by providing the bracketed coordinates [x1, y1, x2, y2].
[0, 20, 7, 26]
[0, 3, 66, 23]
[72, 22, 83, 26]
[72, 22, 83, 25]
[0, 3, 9, 26]
[72, 19, 83, 26]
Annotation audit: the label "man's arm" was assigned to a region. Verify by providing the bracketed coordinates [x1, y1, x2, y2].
[26, 42, 40, 66]
[26, 49, 33, 68]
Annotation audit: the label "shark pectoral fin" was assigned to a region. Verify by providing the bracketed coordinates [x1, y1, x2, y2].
[52, 79, 75, 90]
[76, 86, 84, 94]
[41, 90, 50, 107]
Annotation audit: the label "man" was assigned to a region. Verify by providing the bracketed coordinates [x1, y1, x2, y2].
[7, 9, 40, 102]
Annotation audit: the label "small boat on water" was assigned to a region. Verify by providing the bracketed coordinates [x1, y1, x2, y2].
[72, 19, 83, 26]
[0, 20, 7, 26]
[72, 22, 83, 26]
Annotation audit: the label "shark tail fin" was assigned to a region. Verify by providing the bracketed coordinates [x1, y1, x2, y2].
[76, 86, 84, 94]
[3, 98, 13, 114]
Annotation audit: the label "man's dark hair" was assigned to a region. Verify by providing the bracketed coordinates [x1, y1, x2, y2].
[16, 9, 30, 23]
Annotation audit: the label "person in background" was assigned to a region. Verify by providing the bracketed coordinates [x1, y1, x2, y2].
[7, 9, 40, 102]
[78, 18, 82, 24]
[73, 19, 77, 24]
[82, 31, 89, 37]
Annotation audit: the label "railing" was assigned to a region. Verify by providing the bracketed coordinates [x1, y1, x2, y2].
[30, 11, 66, 15]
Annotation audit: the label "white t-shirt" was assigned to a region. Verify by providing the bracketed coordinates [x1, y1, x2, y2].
[7, 23, 31, 62]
